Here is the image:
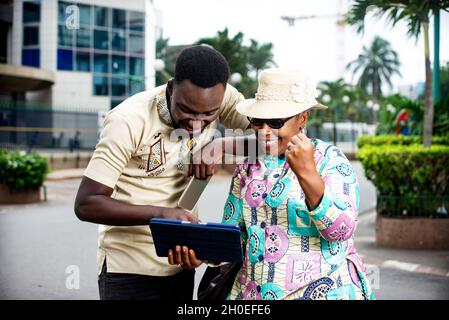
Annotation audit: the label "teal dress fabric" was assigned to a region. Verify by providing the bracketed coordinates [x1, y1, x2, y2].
[221, 138, 375, 300]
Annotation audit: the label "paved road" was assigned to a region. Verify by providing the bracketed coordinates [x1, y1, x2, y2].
[1, 162, 448, 300]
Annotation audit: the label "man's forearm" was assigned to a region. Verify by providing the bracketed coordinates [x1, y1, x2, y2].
[75, 194, 166, 226]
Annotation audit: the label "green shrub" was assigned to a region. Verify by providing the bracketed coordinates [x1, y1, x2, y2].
[357, 144, 449, 218]
[357, 134, 449, 149]
[0, 149, 49, 191]
[357, 144, 449, 196]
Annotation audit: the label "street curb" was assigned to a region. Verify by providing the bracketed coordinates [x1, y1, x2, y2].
[357, 211, 449, 278]
[362, 256, 449, 278]
[45, 169, 85, 181]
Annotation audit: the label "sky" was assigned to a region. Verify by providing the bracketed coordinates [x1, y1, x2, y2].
[153, 0, 449, 94]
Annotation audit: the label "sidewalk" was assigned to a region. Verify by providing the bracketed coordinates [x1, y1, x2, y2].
[44, 167, 234, 181]
[44, 167, 449, 282]
[356, 210, 449, 278]
[46, 168, 86, 181]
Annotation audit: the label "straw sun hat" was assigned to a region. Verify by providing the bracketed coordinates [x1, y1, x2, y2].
[236, 68, 327, 119]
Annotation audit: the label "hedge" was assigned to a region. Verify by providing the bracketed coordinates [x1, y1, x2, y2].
[357, 144, 449, 196]
[357, 134, 449, 149]
[357, 144, 449, 218]
[0, 149, 49, 191]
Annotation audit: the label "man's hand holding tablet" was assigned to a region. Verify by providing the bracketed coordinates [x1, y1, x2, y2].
[150, 219, 243, 270]
[167, 245, 203, 270]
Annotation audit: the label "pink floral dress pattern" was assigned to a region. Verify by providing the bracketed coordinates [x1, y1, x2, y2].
[221, 138, 375, 300]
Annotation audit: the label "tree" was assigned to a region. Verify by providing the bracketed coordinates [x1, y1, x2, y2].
[155, 29, 276, 98]
[318, 79, 351, 145]
[346, 36, 401, 100]
[440, 61, 449, 96]
[346, 0, 449, 146]
[345, 85, 371, 123]
[247, 39, 277, 78]
[196, 28, 249, 76]
[433, 61, 449, 135]
[196, 28, 276, 97]
[155, 36, 178, 86]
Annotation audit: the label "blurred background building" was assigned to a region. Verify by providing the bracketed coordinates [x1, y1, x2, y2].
[0, 0, 162, 150]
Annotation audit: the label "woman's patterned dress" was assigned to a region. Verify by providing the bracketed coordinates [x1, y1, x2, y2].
[221, 138, 375, 300]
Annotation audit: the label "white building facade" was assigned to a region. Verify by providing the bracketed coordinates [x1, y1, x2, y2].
[0, 0, 161, 149]
[10, 0, 160, 111]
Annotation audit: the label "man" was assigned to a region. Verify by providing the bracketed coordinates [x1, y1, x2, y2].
[74, 45, 250, 300]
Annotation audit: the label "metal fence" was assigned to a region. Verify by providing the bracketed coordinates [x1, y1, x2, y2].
[377, 194, 449, 219]
[1, 100, 377, 153]
[0, 101, 100, 152]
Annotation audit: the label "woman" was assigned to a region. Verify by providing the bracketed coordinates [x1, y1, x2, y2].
[221, 68, 374, 300]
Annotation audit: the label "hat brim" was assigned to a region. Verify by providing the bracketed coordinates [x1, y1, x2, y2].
[236, 99, 328, 119]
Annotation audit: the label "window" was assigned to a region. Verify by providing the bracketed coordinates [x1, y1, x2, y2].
[22, 49, 40, 67]
[111, 30, 126, 52]
[94, 29, 109, 50]
[23, 1, 40, 68]
[23, 1, 40, 23]
[112, 9, 126, 29]
[58, 25, 73, 46]
[93, 75, 109, 95]
[94, 6, 110, 28]
[111, 98, 125, 109]
[58, 1, 70, 24]
[78, 4, 91, 26]
[57, 48, 73, 70]
[111, 55, 126, 75]
[56, 2, 145, 99]
[129, 33, 144, 54]
[129, 57, 144, 76]
[76, 51, 90, 71]
[129, 11, 144, 32]
[23, 26, 39, 46]
[94, 53, 109, 73]
[76, 27, 90, 48]
[129, 77, 144, 95]
[111, 77, 126, 96]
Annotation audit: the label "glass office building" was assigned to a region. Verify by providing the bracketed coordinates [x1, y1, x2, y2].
[56, 1, 146, 106]
[6, 0, 161, 111]
[0, 0, 161, 149]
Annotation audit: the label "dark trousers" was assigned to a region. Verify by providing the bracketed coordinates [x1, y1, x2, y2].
[98, 261, 195, 300]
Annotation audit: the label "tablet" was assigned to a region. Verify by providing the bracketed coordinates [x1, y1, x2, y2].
[177, 176, 212, 211]
[149, 218, 243, 263]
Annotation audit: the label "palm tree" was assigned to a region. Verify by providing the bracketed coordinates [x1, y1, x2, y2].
[318, 79, 351, 145]
[247, 39, 276, 78]
[196, 28, 249, 76]
[155, 36, 173, 86]
[346, 0, 449, 146]
[345, 85, 370, 123]
[196, 28, 276, 97]
[347, 36, 401, 100]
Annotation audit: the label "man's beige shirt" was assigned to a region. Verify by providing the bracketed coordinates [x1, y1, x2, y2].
[83, 84, 249, 276]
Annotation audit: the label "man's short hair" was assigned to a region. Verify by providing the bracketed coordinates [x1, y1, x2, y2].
[174, 45, 230, 88]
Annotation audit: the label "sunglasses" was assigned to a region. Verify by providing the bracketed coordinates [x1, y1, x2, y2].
[247, 116, 294, 129]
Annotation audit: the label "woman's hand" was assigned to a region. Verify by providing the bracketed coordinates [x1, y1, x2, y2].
[168, 246, 203, 270]
[286, 133, 324, 211]
[285, 133, 316, 179]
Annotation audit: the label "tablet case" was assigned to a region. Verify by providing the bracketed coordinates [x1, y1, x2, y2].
[149, 218, 243, 263]
[177, 176, 212, 211]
